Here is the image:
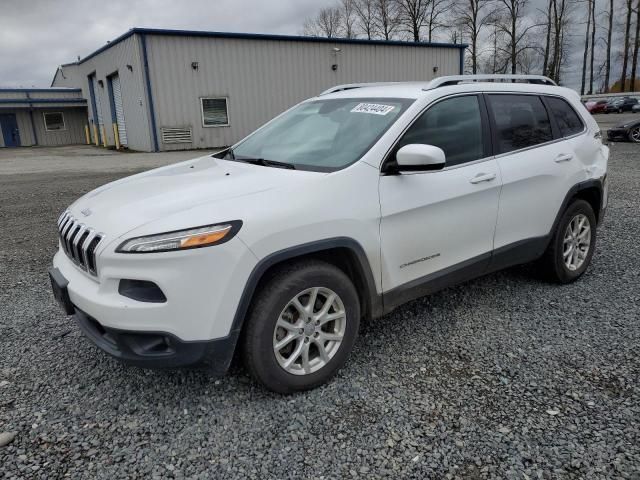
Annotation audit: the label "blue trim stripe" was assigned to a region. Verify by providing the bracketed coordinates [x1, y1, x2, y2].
[0, 88, 82, 93]
[140, 34, 159, 152]
[0, 99, 87, 104]
[68, 28, 468, 66]
[25, 92, 39, 146]
[87, 73, 99, 127]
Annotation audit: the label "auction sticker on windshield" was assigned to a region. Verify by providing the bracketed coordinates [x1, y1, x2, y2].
[351, 103, 396, 115]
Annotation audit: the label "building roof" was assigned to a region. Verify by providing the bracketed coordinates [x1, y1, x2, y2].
[61, 27, 468, 66]
[0, 88, 86, 108]
[0, 88, 81, 93]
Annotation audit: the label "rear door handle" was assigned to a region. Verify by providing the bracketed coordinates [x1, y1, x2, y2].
[469, 172, 496, 184]
[555, 153, 573, 163]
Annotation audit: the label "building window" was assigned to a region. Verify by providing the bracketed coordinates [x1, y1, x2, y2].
[201, 98, 229, 127]
[43, 112, 66, 131]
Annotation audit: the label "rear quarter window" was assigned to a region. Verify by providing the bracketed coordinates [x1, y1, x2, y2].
[545, 96, 584, 137]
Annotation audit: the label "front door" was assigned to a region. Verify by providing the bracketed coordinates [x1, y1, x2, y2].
[379, 94, 501, 306]
[0, 114, 20, 147]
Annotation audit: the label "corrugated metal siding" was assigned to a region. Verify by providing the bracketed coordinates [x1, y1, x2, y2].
[52, 35, 151, 151]
[15, 111, 34, 146]
[34, 108, 87, 146]
[0, 108, 86, 147]
[145, 35, 460, 150]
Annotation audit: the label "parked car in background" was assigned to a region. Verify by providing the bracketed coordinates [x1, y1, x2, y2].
[632, 103, 640, 113]
[587, 100, 608, 114]
[604, 97, 638, 113]
[607, 118, 640, 142]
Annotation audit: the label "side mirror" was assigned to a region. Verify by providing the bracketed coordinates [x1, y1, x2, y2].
[395, 144, 446, 172]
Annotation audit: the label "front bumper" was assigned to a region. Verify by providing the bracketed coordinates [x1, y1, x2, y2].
[52, 235, 256, 341]
[74, 307, 238, 371]
[50, 234, 258, 371]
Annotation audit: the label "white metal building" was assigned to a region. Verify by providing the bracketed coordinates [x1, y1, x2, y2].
[52, 28, 466, 152]
[0, 89, 87, 148]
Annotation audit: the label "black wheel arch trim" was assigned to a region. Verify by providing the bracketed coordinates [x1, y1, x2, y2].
[548, 178, 604, 236]
[228, 236, 382, 336]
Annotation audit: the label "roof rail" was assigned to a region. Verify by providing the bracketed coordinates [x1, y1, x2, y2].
[424, 74, 557, 90]
[319, 82, 402, 95]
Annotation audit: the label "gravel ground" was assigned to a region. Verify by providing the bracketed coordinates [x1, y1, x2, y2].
[0, 141, 639, 479]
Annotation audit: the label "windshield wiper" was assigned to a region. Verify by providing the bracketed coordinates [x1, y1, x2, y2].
[235, 157, 296, 170]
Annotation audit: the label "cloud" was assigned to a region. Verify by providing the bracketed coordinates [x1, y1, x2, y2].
[0, 0, 334, 87]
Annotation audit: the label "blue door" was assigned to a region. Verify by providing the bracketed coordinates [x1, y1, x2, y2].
[0, 114, 20, 147]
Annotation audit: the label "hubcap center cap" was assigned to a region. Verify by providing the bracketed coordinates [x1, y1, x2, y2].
[304, 323, 316, 336]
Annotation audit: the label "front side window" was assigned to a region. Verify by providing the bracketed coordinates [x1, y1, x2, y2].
[43, 112, 65, 131]
[487, 94, 552, 154]
[227, 97, 413, 172]
[394, 95, 485, 167]
[545, 96, 584, 137]
[201, 98, 229, 127]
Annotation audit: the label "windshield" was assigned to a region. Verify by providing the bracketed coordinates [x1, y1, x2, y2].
[221, 97, 413, 172]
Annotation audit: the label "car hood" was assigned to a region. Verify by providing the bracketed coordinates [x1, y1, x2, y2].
[67, 155, 322, 236]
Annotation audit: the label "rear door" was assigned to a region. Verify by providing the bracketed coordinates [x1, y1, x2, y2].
[487, 93, 584, 254]
[379, 94, 501, 300]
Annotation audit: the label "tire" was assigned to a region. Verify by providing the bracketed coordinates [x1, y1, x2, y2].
[540, 199, 597, 283]
[242, 260, 360, 394]
[628, 126, 640, 143]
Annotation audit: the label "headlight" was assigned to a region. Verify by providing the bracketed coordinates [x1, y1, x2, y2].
[116, 221, 242, 253]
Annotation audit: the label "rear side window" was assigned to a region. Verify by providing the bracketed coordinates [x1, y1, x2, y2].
[487, 94, 552, 154]
[545, 97, 584, 137]
[395, 95, 485, 167]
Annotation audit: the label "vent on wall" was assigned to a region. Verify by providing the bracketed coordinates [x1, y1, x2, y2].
[161, 127, 192, 144]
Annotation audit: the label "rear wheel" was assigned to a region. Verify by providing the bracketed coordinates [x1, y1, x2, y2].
[540, 199, 596, 283]
[242, 260, 360, 393]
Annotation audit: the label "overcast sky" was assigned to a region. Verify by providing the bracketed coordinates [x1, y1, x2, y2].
[0, 0, 335, 88]
[0, 0, 614, 91]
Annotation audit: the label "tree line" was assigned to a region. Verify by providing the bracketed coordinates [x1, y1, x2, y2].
[302, 0, 640, 94]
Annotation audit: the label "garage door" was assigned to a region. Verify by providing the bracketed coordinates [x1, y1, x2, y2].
[111, 75, 128, 147]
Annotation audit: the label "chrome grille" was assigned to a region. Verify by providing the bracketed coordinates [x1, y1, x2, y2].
[57, 211, 103, 276]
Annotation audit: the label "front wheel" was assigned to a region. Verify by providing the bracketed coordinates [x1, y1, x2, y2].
[242, 260, 360, 393]
[540, 199, 597, 283]
[628, 126, 640, 143]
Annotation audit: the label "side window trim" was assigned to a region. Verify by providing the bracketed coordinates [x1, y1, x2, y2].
[381, 93, 490, 174]
[540, 95, 562, 140]
[481, 92, 499, 157]
[477, 93, 493, 159]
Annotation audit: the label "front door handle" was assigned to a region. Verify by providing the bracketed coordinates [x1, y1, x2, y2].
[469, 172, 496, 184]
[555, 153, 573, 163]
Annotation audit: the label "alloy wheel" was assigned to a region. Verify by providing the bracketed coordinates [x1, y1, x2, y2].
[562, 214, 591, 271]
[630, 127, 640, 143]
[272, 287, 346, 375]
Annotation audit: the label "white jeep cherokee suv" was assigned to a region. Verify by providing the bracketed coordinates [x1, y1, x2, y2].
[50, 75, 608, 393]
